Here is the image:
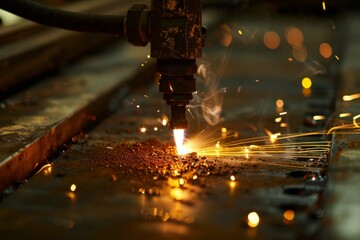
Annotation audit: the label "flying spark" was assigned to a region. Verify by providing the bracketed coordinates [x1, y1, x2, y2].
[343, 93, 360, 101]
[247, 212, 260, 228]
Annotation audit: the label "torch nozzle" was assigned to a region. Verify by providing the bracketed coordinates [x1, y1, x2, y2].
[170, 105, 188, 129]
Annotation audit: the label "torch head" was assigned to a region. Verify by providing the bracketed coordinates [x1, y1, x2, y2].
[150, 0, 203, 130]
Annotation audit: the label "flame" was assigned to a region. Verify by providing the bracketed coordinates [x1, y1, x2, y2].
[174, 129, 186, 154]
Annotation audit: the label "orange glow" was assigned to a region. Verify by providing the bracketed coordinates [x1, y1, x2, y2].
[292, 45, 308, 62]
[280, 123, 288, 127]
[313, 115, 326, 121]
[285, 26, 304, 48]
[353, 114, 360, 127]
[162, 118, 168, 126]
[66, 192, 76, 201]
[302, 77, 312, 89]
[276, 99, 284, 108]
[247, 212, 260, 228]
[192, 175, 198, 180]
[303, 88, 311, 97]
[343, 93, 360, 101]
[319, 43, 332, 58]
[174, 129, 185, 154]
[229, 181, 236, 189]
[219, 24, 232, 47]
[179, 178, 185, 186]
[283, 210, 295, 223]
[339, 113, 352, 118]
[263, 31, 281, 49]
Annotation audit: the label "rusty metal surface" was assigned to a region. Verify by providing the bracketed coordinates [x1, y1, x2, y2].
[0, 41, 154, 191]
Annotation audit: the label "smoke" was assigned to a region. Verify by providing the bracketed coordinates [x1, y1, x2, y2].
[191, 33, 233, 126]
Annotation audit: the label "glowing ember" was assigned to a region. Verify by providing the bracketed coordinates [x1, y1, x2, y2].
[147, 54, 151, 59]
[353, 114, 360, 127]
[283, 210, 295, 223]
[162, 119, 168, 126]
[335, 55, 340, 60]
[285, 26, 304, 48]
[179, 178, 185, 186]
[339, 113, 352, 118]
[136, 105, 140, 108]
[245, 147, 249, 159]
[238, 30, 243, 35]
[221, 127, 227, 133]
[319, 43, 332, 58]
[174, 129, 186, 154]
[230, 175, 235, 181]
[263, 31, 281, 49]
[279, 112, 287, 116]
[215, 141, 221, 148]
[140, 127, 147, 133]
[343, 93, 360, 101]
[322, 1, 326, 11]
[154, 127, 158, 131]
[275, 117, 282, 123]
[270, 133, 281, 143]
[302, 77, 312, 89]
[247, 212, 260, 228]
[70, 184, 76, 192]
[313, 115, 326, 121]
[192, 175, 198, 180]
[276, 99, 284, 108]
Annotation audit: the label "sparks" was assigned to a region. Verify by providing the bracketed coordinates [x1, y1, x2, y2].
[283, 210, 295, 223]
[140, 127, 147, 133]
[70, 184, 76, 192]
[343, 93, 360, 101]
[275, 117, 282, 123]
[302, 77, 312, 89]
[313, 115, 326, 121]
[247, 212, 260, 228]
[353, 114, 360, 127]
[339, 113, 352, 118]
[230, 175, 235, 181]
[322, 1, 326, 11]
[162, 118, 168, 126]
